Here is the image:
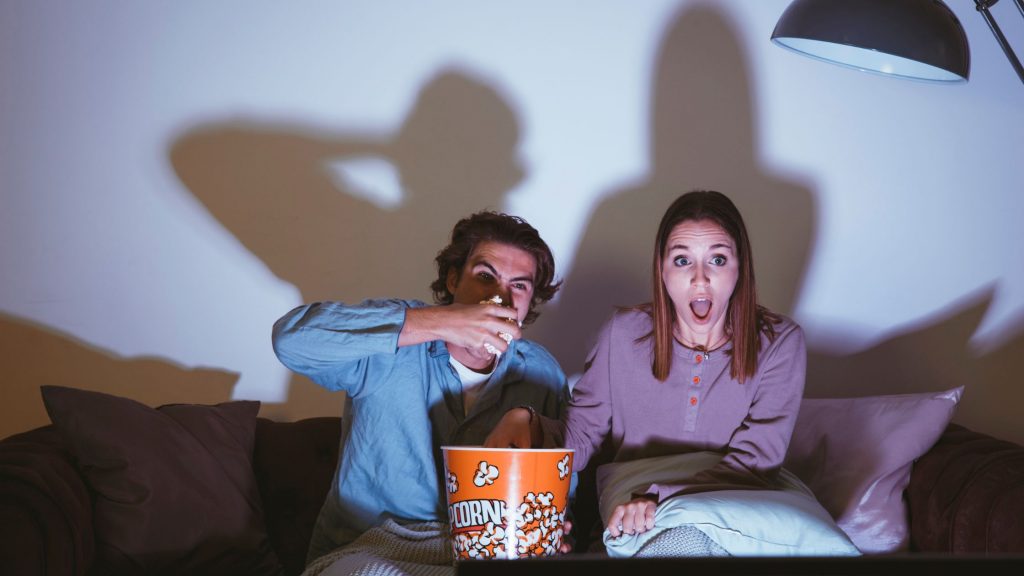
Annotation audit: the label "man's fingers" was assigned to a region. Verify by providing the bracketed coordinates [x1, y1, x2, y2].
[481, 303, 522, 331]
[559, 520, 575, 554]
[486, 316, 521, 340]
[481, 333, 509, 356]
[449, 303, 521, 349]
[483, 409, 533, 448]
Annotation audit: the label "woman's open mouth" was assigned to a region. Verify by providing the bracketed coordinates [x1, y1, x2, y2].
[689, 298, 712, 320]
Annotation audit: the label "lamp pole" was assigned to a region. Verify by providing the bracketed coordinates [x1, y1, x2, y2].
[975, 0, 1024, 83]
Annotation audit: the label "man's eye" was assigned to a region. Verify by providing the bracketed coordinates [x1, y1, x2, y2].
[512, 283, 527, 291]
[477, 272, 494, 281]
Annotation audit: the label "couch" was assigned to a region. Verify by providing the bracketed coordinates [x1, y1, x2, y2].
[2, 407, 1023, 575]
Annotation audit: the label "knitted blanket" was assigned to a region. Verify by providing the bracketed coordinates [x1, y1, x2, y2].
[302, 520, 454, 576]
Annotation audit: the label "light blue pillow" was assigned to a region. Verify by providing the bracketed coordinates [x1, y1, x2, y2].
[598, 452, 860, 557]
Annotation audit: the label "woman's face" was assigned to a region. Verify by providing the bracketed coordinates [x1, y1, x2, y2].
[661, 219, 740, 342]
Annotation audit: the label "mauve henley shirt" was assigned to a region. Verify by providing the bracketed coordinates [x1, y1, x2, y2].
[546, 308, 806, 502]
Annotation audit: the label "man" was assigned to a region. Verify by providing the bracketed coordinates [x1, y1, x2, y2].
[272, 211, 567, 567]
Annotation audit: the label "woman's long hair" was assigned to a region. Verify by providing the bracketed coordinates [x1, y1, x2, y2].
[648, 190, 778, 382]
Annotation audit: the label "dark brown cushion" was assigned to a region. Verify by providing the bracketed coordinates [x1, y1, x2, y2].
[40, 386, 283, 576]
[908, 423, 1024, 553]
[253, 417, 340, 576]
[0, 425, 95, 576]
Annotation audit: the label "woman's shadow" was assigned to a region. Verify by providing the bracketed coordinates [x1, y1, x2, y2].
[171, 68, 525, 419]
[530, 5, 817, 377]
[533, 5, 816, 552]
[531, 4, 1024, 550]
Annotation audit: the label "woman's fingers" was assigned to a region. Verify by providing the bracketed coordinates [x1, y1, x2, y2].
[621, 507, 638, 536]
[607, 507, 625, 538]
[607, 499, 656, 538]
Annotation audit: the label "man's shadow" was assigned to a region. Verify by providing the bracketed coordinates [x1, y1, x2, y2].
[0, 312, 238, 440]
[530, 5, 817, 376]
[171, 68, 525, 420]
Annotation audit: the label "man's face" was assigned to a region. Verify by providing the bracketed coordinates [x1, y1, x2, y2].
[446, 240, 537, 326]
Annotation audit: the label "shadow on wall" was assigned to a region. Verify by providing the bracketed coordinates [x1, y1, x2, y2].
[170, 68, 525, 421]
[0, 312, 237, 440]
[528, 4, 817, 373]
[160, 5, 1024, 446]
[528, 5, 817, 550]
[807, 287, 1024, 447]
[527, 3, 1024, 447]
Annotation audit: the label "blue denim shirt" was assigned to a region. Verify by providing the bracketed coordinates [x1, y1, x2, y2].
[271, 299, 567, 562]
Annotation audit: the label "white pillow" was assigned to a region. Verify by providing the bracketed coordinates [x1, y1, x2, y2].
[598, 452, 860, 557]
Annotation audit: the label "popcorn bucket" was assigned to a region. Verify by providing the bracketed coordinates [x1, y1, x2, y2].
[441, 446, 573, 560]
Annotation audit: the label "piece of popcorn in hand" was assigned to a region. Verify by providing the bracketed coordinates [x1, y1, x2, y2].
[480, 295, 522, 328]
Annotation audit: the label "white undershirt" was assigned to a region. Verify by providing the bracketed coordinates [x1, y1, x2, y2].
[449, 356, 495, 416]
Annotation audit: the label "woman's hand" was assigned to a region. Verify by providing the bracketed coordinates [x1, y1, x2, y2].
[606, 495, 657, 538]
[483, 407, 539, 448]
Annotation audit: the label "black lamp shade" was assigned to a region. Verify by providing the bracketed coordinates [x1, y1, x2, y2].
[771, 0, 970, 82]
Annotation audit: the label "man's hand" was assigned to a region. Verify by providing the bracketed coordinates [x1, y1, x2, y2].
[483, 407, 539, 448]
[559, 520, 574, 554]
[606, 496, 657, 538]
[401, 303, 521, 358]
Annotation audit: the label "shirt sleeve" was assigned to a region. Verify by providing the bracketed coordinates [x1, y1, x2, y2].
[271, 298, 414, 395]
[552, 315, 617, 472]
[646, 321, 807, 501]
[527, 353, 570, 449]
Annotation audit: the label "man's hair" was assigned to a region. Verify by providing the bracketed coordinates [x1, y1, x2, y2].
[430, 211, 561, 325]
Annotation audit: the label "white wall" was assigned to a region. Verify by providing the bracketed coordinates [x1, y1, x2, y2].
[2, 1, 1022, 444]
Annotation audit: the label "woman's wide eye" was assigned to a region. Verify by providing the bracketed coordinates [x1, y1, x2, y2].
[711, 256, 727, 266]
[673, 256, 689, 266]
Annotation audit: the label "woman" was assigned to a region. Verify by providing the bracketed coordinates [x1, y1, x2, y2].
[560, 190, 806, 543]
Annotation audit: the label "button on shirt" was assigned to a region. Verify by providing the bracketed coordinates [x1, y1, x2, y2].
[558, 309, 805, 502]
[271, 299, 567, 560]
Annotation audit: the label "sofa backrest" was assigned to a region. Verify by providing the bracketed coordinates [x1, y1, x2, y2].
[253, 417, 340, 576]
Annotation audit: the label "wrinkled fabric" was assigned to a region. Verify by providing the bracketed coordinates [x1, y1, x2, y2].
[550, 309, 805, 501]
[303, 520, 451, 576]
[599, 451, 859, 557]
[784, 388, 962, 553]
[272, 299, 567, 563]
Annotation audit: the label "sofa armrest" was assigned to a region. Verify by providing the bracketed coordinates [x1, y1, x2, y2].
[0, 426, 95, 576]
[908, 423, 1024, 553]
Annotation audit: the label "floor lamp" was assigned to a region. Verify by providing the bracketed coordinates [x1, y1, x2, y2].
[770, 0, 1024, 85]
